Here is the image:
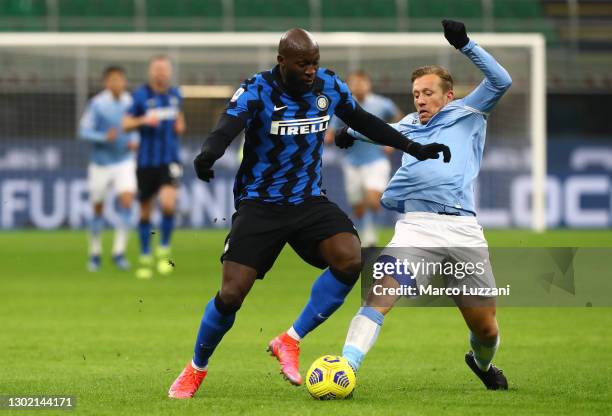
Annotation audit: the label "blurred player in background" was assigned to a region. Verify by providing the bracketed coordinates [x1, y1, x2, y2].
[325, 70, 402, 246]
[78, 66, 138, 272]
[167, 28, 450, 399]
[123, 56, 186, 279]
[338, 20, 511, 390]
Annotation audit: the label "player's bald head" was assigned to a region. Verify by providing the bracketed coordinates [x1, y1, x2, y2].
[278, 28, 319, 57]
[276, 28, 320, 95]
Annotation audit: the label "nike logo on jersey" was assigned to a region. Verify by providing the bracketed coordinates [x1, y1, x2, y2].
[273, 105, 288, 112]
[270, 115, 330, 136]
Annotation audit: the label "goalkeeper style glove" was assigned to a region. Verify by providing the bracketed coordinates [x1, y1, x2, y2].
[442, 19, 470, 49]
[334, 127, 355, 149]
[193, 151, 216, 182]
[406, 142, 452, 162]
[335, 127, 450, 162]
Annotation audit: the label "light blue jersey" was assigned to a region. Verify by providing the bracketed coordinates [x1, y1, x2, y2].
[332, 93, 399, 166]
[351, 40, 512, 215]
[78, 90, 138, 166]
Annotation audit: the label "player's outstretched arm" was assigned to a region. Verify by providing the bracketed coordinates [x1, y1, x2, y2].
[338, 104, 451, 162]
[122, 114, 159, 131]
[78, 103, 116, 143]
[442, 19, 512, 113]
[193, 114, 246, 182]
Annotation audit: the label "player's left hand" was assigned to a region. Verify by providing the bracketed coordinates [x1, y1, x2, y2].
[175, 116, 186, 135]
[193, 152, 216, 182]
[334, 127, 355, 149]
[442, 19, 469, 49]
[407, 142, 452, 162]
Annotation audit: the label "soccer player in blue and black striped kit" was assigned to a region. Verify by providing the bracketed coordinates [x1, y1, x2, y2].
[168, 28, 451, 399]
[124, 56, 186, 278]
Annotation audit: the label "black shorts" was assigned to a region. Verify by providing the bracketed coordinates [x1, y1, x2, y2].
[221, 196, 359, 279]
[136, 163, 183, 202]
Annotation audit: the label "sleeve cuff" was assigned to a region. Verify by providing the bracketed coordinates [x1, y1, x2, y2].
[460, 39, 477, 53]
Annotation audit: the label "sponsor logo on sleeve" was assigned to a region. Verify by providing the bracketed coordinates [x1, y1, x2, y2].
[230, 87, 245, 103]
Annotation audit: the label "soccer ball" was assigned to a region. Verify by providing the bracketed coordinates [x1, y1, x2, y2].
[305, 355, 356, 400]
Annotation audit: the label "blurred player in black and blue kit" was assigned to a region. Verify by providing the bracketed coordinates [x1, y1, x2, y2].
[123, 55, 186, 279]
[168, 28, 451, 399]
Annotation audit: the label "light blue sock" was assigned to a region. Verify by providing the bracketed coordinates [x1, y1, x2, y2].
[88, 214, 104, 256]
[90, 214, 104, 235]
[372, 209, 384, 227]
[342, 306, 384, 371]
[470, 331, 500, 371]
[292, 269, 355, 338]
[361, 210, 374, 231]
[117, 206, 132, 229]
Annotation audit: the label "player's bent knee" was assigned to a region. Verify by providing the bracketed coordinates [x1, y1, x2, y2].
[160, 203, 175, 216]
[327, 247, 361, 277]
[334, 255, 362, 281]
[215, 291, 243, 315]
[119, 193, 134, 209]
[330, 263, 361, 286]
[474, 322, 499, 342]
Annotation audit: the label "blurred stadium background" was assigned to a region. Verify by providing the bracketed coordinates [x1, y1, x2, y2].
[0, 0, 610, 232]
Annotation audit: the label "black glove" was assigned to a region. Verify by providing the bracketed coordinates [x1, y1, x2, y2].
[193, 151, 216, 182]
[407, 142, 452, 163]
[442, 19, 469, 49]
[334, 127, 356, 149]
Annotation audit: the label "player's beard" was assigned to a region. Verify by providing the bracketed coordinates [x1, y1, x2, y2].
[284, 71, 313, 96]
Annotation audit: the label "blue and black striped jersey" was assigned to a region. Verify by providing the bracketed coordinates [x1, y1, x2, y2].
[226, 65, 356, 206]
[128, 84, 183, 168]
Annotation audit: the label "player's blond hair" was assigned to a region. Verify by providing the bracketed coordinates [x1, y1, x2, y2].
[411, 65, 454, 92]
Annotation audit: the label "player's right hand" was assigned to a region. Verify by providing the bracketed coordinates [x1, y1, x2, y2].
[407, 142, 452, 163]
[142, 115, 160, 128]
[334, 127, 355, 149]
[106, 128, 118, 142]
[127, 141, 139, 152]
[193, 152, 216, 182]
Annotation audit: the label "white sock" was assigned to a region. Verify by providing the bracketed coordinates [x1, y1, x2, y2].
[360, 211, 378, 246]
[361, 225, 378, 247]
[342, 307, 384, 370]
[89, 233, 102, 256]
[190, 360, 208, 372]
[286, 326, 302, 342]
[112, 226, 128, 256]
[470, 332, 500, 371]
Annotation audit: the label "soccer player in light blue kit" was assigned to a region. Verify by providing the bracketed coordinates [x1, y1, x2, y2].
[325, 71, 402, 246]
[78, 66, 138, 272]
[337, 20, 512, 390]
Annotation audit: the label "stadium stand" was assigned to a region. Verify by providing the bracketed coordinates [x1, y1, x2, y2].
[0, 0, 551, 33]
[0, 0, 610, 92]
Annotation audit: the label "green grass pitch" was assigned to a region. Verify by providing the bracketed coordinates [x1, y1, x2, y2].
[1, 229, 611, 415]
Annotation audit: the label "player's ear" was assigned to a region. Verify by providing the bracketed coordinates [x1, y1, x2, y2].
[446, 89, 455, 102]
[277, 54, 284, 66]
